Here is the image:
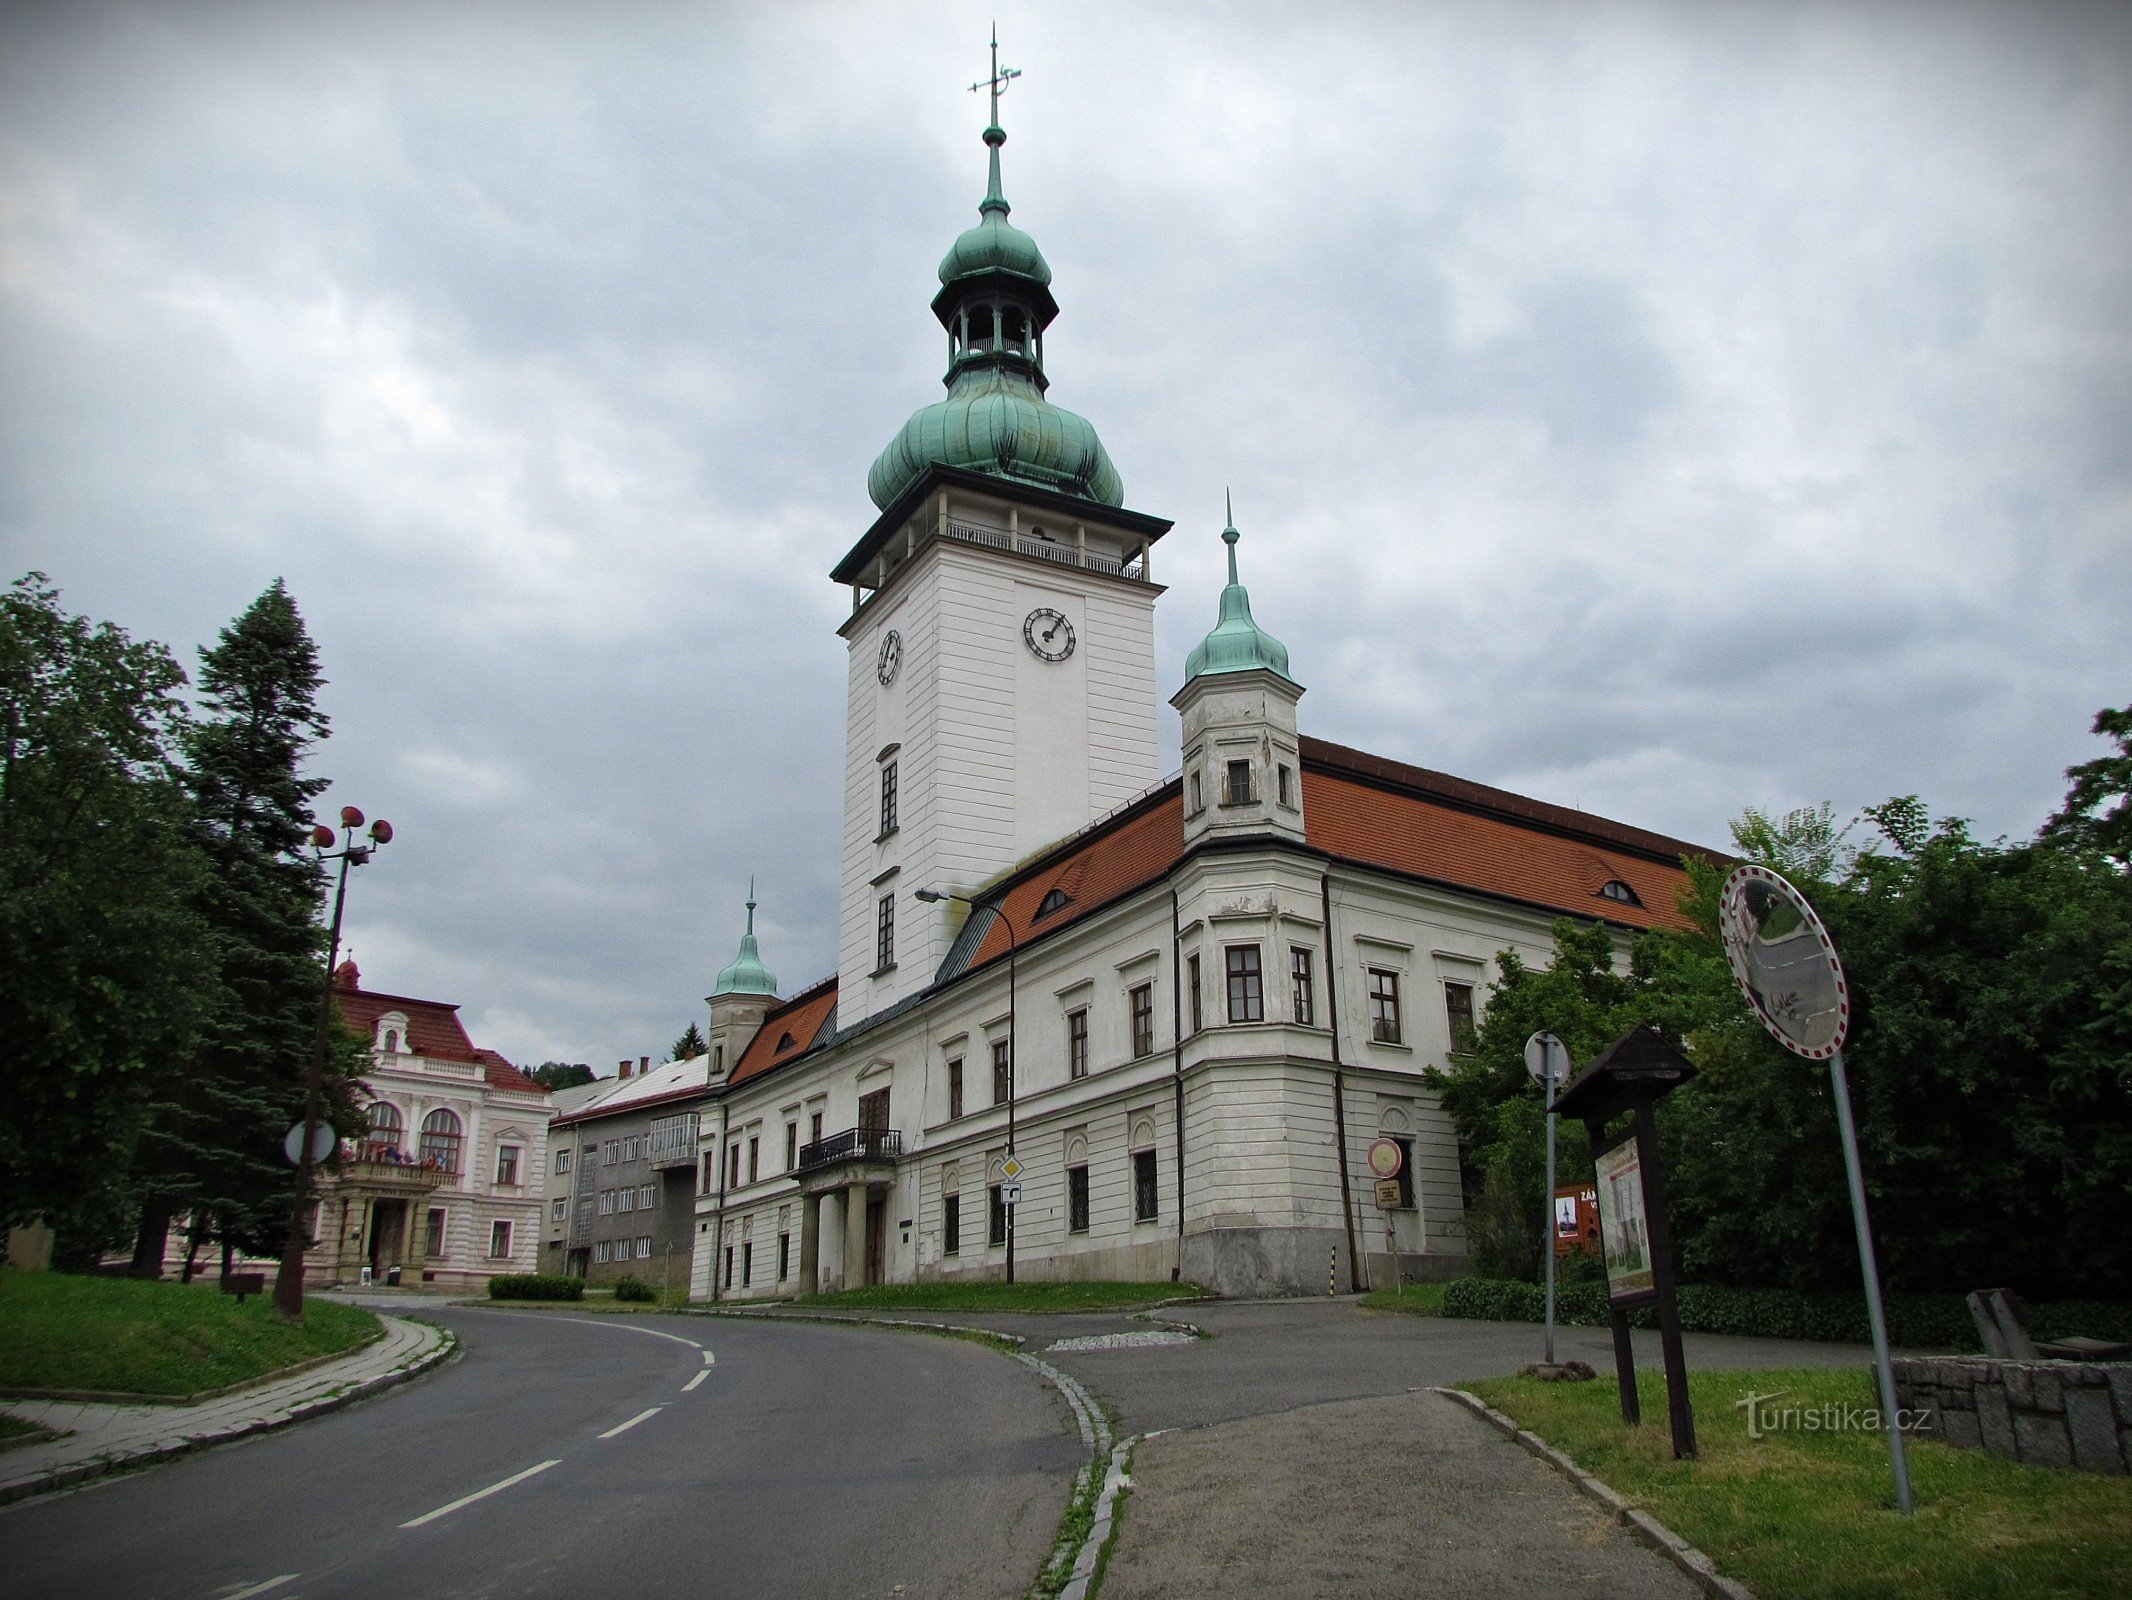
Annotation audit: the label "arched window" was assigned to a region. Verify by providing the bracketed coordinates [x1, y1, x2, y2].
[419, 1108, 463, 1173]
[1599, 880, 1642, 907]
[376, 1011, 409, 1054]
[367, 1102, 403, 1157]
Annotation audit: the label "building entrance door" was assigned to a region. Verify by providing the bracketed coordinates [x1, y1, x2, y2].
[866, 1190, 887, 1285]
[370, 1200, 406, 1275]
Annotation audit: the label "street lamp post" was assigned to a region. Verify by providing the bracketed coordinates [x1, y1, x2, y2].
[274, 805, 393, 1319]
[915, 886, 1017, 1283]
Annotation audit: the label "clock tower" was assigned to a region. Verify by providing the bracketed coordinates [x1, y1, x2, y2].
[831, 47, 1171, 1023]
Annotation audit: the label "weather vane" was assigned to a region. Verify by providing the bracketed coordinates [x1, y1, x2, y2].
[970, 24, 1021, 127]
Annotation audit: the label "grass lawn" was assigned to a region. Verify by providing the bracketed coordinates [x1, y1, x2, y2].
[1467, 1365, 2132, 1600]
[1362, 1280, 1450, 1315]
[791, 1280, 1209, 1315]
[0, 1269, 381, 1398]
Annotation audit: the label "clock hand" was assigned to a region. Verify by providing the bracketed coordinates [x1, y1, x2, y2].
[1043, 619, 1062, 643]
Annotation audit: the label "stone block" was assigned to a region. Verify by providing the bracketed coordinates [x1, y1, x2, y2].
[1939, 1408, 1982, 1451]
[2032, 1370, 2064, 1414]
[2004, 1365, 2035, 1410]
[2106, 1366, 2132, 1424]
[2064, 1389, 2126, 1475]
[1977, 1384, 2017, 1459]
[1942, 1385, 1976, 1411]
[2013, 1411, 2073, 1470]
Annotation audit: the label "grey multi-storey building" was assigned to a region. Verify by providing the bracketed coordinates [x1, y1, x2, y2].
[541, 1057, 710, 1290]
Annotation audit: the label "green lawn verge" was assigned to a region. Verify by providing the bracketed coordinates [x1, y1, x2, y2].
[0, 1411, 46, 1443]
[0, 1269, 381, 1398]
[791, 1280, 1209, 1315]
[1362, 1280, 1450, 1315]
[1467, 1365, 2132, 1600]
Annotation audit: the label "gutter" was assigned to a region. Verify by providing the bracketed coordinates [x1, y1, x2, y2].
[1321, 870, 1364, 1294]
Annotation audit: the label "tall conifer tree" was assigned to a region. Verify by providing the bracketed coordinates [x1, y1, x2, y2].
[130, 581, 333, 1271]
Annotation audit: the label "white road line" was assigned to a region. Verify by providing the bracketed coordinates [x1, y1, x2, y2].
[400, 1459, 561, 1529]
[222, 1577, 300, 1600]
[536, 1314, 701, 1350]
[598, 1406, 664, 1439]
[682, 1369, 709, 1393]
[701, 1348, 716, 1365]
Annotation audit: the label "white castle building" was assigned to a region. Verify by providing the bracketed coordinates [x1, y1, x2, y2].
[684, 84, 1708, 1301]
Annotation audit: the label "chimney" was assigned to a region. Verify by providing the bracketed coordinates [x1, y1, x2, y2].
[640, 1055, 650, 1075]
[618, 1058, 631, 1079]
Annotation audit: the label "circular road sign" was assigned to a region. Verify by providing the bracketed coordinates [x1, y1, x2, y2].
[283, 1121, 336, 1166]
[1366, 1138, 1404, 1179]
[1719, 863, 1852, 1060]
[1523, 1031, 1567, 1086]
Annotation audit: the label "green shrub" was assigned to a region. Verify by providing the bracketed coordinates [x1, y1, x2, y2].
[612, 1277, 656, 1303]
[487, 1273, 584, 1302]
[1438, 1276, 2129, 1351]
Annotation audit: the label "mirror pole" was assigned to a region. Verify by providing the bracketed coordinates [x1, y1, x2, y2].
[1829, 1046, 1914, 1514]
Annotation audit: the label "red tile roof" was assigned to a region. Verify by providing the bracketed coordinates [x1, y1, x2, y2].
[729, 978, 840, 1088]
[954, 738, 1721, 974]
[332, 964, 546, 1097]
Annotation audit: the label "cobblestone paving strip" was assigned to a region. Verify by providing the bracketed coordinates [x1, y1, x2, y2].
[0, 1314, 455, 1509]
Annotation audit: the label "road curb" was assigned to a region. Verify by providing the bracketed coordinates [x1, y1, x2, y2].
[0, 1316, 457, 1510]
[1433, 1387, 1756, 1600]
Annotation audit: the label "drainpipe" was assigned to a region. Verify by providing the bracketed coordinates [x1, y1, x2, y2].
[1170, 887, 1186, 1281]
[710, 1097, 730, 1302]
[1321, 871, 1364, 1294]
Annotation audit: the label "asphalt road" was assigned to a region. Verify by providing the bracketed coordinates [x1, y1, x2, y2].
[3, 1304, 1082, 1600]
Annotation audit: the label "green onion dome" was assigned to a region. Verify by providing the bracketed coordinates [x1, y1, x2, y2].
[868, 366, 1122, 510]
[711, 888, 778, 998]
[1184, 512, 1295, 684]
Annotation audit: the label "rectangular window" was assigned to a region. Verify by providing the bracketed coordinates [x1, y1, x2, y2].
[778, 1232, 791, 1280]
[1370, 969, 1403, 1044]
[622, 1136, 638, 1162]
[495, 1145, 519, 1185]
[554, 1148, 571, 1175]
[1067, 1008, 1089, 1079]
[747, 1136, 760, 1183]
[599, 1189, 615, 1215]
[1068, 1165, 1090, 1233]
[723, 1246, 734, 1288]
[1187, 954, 1202, 1034]
[880, 759, 898, 835]
[1278, 763, 1293, 807]
[576, 1198, 592, 1231]
[603, 1140, 618, 1165]
[809, 1110, 824, 1145]
[1444, 981, 1477, 1055]
[943, 1192, 961, 1257]
[700, 1153, 715, 1195]
[947, 1057, 964, 1120]
[424, 1208, 446, 1257]
[552, 1198, 567, 1224]
[1133, 1150, 1159, 1222]
[1190, 771, 1203, 812]
[595, 1240, 612, 1264]
[784, 1123, 798, 1170]
[1130, 982, 1155, 1057]
[1394, 1137, 1416, 1209]
[988, 1184, 1008, 1247]
[859, 1088, 890, 1135]
[714, 1044, 724, 1074]
[1291, 947, 1315, 1028]
[992, 1037, 1012, 1105]
[636, 1236, 651, 1260]
[727, 1144, 741, 1189]
[617, 1187, 633, 1213]
[639, 1183, 655, 1209]
[741, 1241, 753, 1286]
[1224, 758, 1254, 806]
[1226, 945, 1264, 1023]
[488, 1220, 512, 1259]
[875, 893, 895, 971]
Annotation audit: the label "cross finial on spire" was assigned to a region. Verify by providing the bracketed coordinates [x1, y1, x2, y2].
[1222, 490, 1241, 583]
[745, 876, 757, 933]
[971, 23, 1021, 130]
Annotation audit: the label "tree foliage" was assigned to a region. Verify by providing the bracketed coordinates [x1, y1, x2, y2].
[670, 1022, 707, 1064]
[1432, 716, 2132, 1301]
[528, 1061, 596, 1091]
[0, 576, 213, 1248]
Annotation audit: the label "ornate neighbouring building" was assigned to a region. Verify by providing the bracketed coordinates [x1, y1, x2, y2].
[678, 71, 1716, 1301]
[312, 961, 555, 1291]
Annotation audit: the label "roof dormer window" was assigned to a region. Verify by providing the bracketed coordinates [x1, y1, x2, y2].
[1599, 880, 1642, 907]
[1035, 887, 1072, 921]
[376, 1012, 410, 1054]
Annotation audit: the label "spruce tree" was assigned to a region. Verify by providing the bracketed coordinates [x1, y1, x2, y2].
[670, 1022, 707, 1063]
[130, 580, 333, 1272]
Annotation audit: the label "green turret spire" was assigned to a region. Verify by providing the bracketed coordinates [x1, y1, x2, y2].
[1184, 496, 1296, 684]
[866, 32, 1122, 511]
[711, 879, 778, 998]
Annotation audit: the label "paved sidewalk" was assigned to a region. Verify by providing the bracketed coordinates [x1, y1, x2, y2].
[0, 1312, 454, 1506]
[1099, 1388, 1704, 1600]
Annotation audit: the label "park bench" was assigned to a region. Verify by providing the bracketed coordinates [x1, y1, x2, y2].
[1967, 1287, 2130, 1362]
[219, 1270, 267, 1305]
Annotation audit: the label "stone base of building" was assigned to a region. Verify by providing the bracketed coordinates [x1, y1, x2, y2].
[1181, 1226, 1365, 1299]
[1361, 1249, 1468, 1291]
[1894, 1356, 2131, 1475]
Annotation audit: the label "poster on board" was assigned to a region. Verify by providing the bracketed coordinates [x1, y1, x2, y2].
[1594, 1138, 1655, 1301]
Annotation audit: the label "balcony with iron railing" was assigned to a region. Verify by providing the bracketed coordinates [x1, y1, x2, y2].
[795, 1127, 903, 1174]
[333, 1143, 454, 1193]
[647, 1113, 699, 1170]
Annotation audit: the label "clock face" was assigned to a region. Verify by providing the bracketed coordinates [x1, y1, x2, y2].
[1023, 607, 1075, 663]
[876, 630, 902, 686]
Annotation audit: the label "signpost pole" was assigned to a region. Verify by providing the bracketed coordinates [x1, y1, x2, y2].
[1543, 1038, 1558, 1365]
[1829, 1045, 1915, 1515]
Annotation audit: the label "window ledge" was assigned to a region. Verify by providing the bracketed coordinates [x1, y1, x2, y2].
[871, 962, 898, 977]
[1369, 1038, 1414, 1053]
[875, 827, 899, 844]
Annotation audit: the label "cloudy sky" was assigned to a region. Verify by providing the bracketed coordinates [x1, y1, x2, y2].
[4, 0, 2126, 1071]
